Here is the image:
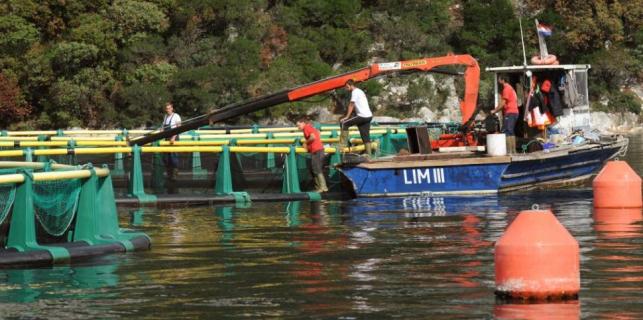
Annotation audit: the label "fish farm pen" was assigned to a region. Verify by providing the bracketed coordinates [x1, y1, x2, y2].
[0, 161, 150, 268]
[0, 123, 458, 206]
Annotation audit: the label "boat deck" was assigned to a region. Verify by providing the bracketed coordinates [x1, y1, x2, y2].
[357, 140, 626, 170]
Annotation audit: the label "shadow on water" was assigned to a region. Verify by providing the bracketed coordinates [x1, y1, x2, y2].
[0, 131, 641, 318]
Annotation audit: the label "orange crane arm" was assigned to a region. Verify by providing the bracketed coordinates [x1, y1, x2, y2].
[288, 54, 480, 123]
[130, 54, 479, 146]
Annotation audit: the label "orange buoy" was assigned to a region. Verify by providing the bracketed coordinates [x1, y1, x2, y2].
[593, 161, 642, 208]
[593, 207, 643, 239]
[495, 209, 580, 300]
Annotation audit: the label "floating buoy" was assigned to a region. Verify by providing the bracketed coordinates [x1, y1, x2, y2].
[593, 161, 642, 208]
[531, 54, 558, 65]
[495, 209, 579, 300]
[593, 207, 643, 239]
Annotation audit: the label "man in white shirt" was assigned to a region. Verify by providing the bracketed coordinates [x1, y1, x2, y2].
[162, 102, 181, 179]
[340, 79, 373, 156]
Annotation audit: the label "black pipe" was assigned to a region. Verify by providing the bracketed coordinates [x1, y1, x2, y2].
[0, 236, 150, 269]
[129, 90, 290, 146]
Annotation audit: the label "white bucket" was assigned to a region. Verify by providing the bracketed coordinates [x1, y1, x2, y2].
[487, 133, 507, 156]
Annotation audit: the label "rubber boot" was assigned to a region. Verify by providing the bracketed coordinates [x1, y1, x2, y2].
[510, 136, 517, 154]
[506, 136, 516, 154]
[314, 173, 328, 193]
[338, 130, 350, 150]
[364, 142, 372, 159]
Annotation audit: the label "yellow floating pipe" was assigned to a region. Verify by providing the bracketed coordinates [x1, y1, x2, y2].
[194, 129, 226, 134]
[73, 147, 133, 155]
[0, 136, 39, 141]
[34, 167, 110, 181]
[28, 147, 132, 156]
[0, 150, 26, 157]
[5, 131, 57, 136]
[18, 141, 69, 147]
[76, 141, 129, 147]
[258, 127, 299, 133]
[0, 161, 74, 170]
[51, 136, 117, 141]
[141, 146, 223, 153]
[63, 130, 122, 135]
[158, 140, 229, 146]
[0, 168, 110, 184]
[32, 149, 68, 156]
[0, 174, 24, 184]
[196, 133, 267, 139]
[235, 139, 299, 145]
[127, 130, 152, 134]
[229, 146, 296, 153]
[273, 129, 390, 138]
[228, 129, 254, 134]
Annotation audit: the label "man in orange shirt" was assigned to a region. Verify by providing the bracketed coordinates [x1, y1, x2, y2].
[491, 76, 519, 153]
[296, 116, 328, 193]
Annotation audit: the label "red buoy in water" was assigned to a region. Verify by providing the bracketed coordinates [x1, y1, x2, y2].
[593, 161, 642, 208]
[495, 209, 580, 300]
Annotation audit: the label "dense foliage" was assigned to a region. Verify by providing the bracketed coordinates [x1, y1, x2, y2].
[0, 0, 640, 129]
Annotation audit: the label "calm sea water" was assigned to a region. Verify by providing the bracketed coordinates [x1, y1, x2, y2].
[1, 132, 642, 319]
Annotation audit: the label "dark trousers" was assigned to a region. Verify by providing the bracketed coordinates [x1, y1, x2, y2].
[309, 150, 324, 175]
[503, 114, 519, 136]
[340, 116, 372, 144]
[163, 136, 179, 169]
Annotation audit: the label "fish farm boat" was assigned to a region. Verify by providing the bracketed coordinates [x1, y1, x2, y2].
[113, 52, 627, 200]
[338, 64, 629, 197]
[338, 135, 627, 197]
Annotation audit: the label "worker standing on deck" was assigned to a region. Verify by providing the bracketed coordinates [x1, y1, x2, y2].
[491, 76, 519, 154]
[340, 79, 373, 157]
[297, 116, 328, 193]
[162, 101, 181, 180]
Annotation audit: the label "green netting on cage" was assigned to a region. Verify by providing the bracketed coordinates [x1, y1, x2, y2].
[377, 136, 409, 156]
[0, 184, 16, 225]
[33, 178, 82, 236]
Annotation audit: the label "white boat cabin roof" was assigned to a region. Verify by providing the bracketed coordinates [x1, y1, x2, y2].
[485, 64, 590, 73]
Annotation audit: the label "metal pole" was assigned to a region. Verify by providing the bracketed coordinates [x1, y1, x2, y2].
[519, 17, 527, 66]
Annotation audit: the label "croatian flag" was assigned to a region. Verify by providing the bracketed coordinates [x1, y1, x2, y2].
[537, 23, 552, 37]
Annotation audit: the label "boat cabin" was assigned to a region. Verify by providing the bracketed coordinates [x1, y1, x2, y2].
[486, 64, 591, 138]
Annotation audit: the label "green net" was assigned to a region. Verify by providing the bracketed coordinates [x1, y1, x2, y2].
[33, 178, 82, 236]
[0, 169, 18, 226]
[0, 184, 16, 226]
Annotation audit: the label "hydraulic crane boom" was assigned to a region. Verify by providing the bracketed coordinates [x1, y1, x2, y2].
[129, 54, 479, 146]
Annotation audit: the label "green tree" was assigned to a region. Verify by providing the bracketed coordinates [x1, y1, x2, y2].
[109, 0, 169, 38]
[0, 15, 39, 56]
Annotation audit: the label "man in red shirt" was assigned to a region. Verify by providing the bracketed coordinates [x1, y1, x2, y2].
[296, 116, 328, 193]
[491, 76, 519, 153]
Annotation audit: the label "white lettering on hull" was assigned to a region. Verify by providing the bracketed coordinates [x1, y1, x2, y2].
[402, 168, 445, 185]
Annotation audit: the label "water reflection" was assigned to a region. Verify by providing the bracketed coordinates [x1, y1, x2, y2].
[0, 263, 119, 303]
[593, 207, 643, 239]
[2, 147, 643, 318]
[494, 301, 580, 319]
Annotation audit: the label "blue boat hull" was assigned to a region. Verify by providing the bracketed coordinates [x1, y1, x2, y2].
[338, 141, 626, 197]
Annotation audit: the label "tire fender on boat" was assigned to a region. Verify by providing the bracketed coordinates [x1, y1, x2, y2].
[531, 54, 558, 65]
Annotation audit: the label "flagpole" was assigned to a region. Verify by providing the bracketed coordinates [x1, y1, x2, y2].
[519, 17, 527, 66]
[535, 19, 549, 59]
